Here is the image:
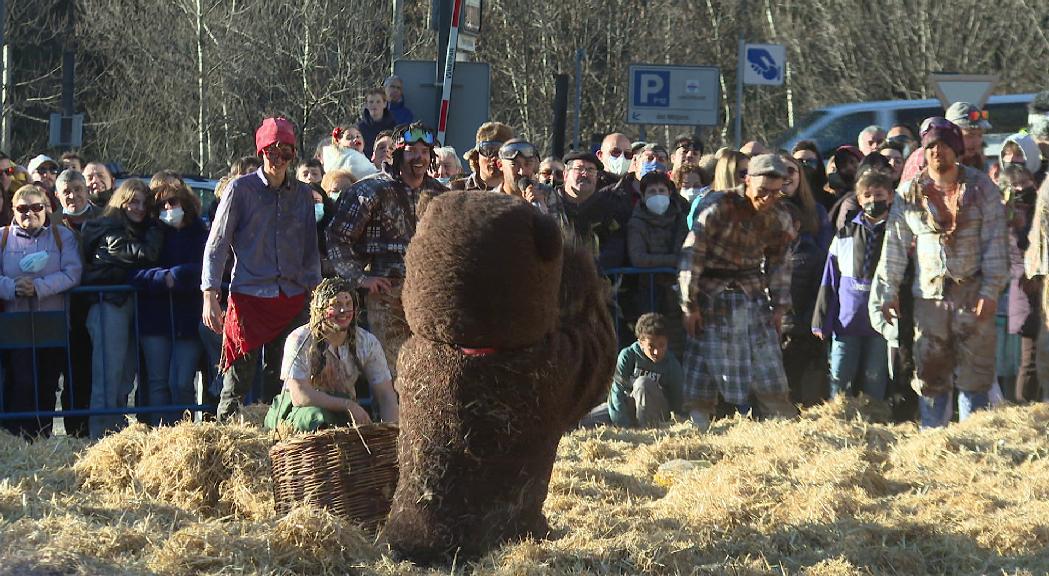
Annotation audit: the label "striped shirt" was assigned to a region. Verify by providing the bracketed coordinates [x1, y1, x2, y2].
[872, 165, 1008, 306]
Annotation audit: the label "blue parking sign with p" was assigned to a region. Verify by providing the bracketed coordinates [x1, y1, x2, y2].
[633, 70, 670, 107]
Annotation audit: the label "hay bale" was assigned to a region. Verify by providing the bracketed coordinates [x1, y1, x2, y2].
[72, 422, 151, 491]
[149, 507, 379, 576]
[74, 420, 272, 519]
[4, 393, 1049, 575]
[267, 506, 378, 572]
[147, 519, 260, 575]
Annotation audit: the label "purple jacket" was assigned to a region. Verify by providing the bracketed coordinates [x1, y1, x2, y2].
[0, 224, 82, 312]
[812, 214, 886, 338]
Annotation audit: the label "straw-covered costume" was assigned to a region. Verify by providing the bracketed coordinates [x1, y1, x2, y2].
[382, 191, 616, 564]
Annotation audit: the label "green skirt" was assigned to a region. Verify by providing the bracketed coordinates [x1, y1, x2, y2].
[264, 389, 353, 432]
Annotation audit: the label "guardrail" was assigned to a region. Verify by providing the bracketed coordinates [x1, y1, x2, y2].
[0, 285, 212, 426]
[2, 270, 677, 431]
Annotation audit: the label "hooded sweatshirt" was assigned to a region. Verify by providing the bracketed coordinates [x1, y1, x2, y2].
[1001, 133, 1042, 174]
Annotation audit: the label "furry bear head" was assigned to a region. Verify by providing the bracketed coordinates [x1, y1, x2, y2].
[403, 191, 563, 350]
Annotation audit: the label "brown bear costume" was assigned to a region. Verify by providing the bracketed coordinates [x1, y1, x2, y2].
[382, 191, 616, 564]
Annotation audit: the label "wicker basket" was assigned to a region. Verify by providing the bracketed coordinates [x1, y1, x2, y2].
[269, 424, 399, 533]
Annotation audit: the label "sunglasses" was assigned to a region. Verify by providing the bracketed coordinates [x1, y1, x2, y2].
[797, 158, 817, 168]
[15, 203, 46, 214]
[264, 144, 295, 162]
[608, 148, 633, 159]
[499, 142, 538, 161]
[476, 140, 503, 158]
[35, 166, 59, 175]
[399, 126, 436, 147]
[160, 196, 181, 208]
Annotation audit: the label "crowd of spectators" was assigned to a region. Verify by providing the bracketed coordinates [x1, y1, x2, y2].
[2, 84, 1049, 439]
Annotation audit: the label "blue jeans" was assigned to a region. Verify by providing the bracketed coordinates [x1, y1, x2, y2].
[198, 321, 223, 400]
[140, 335, 203, 425]
[829, 334, 889, 400]
[919, 390, 989, 428]
[86, 299, 138, 439]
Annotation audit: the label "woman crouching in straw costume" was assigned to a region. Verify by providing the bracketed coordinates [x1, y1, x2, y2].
[265, 277, 399, 431]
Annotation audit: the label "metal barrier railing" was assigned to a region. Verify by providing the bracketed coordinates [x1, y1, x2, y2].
[1, 270, 676, 428]
[0, 285, 212, 423]
[603, 267, 679, 344]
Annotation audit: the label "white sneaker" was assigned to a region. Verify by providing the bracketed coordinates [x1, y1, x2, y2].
[689, 410, 711, 432]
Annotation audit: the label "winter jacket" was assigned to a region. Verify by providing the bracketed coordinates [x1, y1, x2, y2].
[0, 224, 81, 312]
[356, 108, 398, 158]
[387, 99, 414, 125]
[128, 218, 208, 339]
[80, 215, 163, 302]
[627, 200, 688, 269]
[554, 186, 633, 272]
[784, 201, 830, 331]
[812, 213, 887, 338]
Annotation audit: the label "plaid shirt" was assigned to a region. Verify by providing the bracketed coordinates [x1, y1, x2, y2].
[872, 165, 1008, 306]
[678, 192, 796, 312]
[325, 172, 446, 284]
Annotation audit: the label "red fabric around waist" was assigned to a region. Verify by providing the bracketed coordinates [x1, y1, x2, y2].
[221, 291, 305, 370]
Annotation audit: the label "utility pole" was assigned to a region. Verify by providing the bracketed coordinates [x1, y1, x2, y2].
[60, 0, 76, 150]
[391, 0, 404, 74]
[572, 48, 584, 151]
[0, 0, 9, 154]
[733, 0, 746, 148]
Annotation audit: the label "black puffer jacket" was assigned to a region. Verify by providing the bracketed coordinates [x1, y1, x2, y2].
[80, 214, 163, 289]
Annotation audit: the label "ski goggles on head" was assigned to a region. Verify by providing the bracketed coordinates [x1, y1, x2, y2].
[397, 126, 436, 147]
[967, 109, 989, 123]
[498, 141, 538, 161]
[476, 140, 503, 158]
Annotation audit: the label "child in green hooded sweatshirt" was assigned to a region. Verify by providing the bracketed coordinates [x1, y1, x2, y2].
[608, 313, 684, 427]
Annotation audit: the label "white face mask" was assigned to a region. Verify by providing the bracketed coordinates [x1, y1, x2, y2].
[314, 203, 325, 222]
[680, 187, 700, 203]
[160, 207, 184, 227]
[19, 250, 50, 274]
[436, 176, 451, 186]
[62, 203, 90, 217]
[645, 194, 671, 215]
[604, 154, 631, 176]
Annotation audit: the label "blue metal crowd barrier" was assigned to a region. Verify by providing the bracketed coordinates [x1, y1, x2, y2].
[603, 267, 679, 345]
[0, 270, 675, 428]
[0, 282, 385, 428]
[0, 285, 212, 423]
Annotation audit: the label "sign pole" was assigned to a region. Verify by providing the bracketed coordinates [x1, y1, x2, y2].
[572, 48, 584, 151]
[734, 33, 744, 149]
[436, 0, 462, 146]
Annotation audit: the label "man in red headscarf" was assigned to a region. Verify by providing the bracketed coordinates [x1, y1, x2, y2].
[202, 116, 322, 420]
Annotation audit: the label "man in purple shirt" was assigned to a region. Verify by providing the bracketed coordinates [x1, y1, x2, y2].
[202, 116, 321, 420]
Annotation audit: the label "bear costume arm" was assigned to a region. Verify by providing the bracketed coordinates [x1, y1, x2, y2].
[554, 233, 617, 426]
